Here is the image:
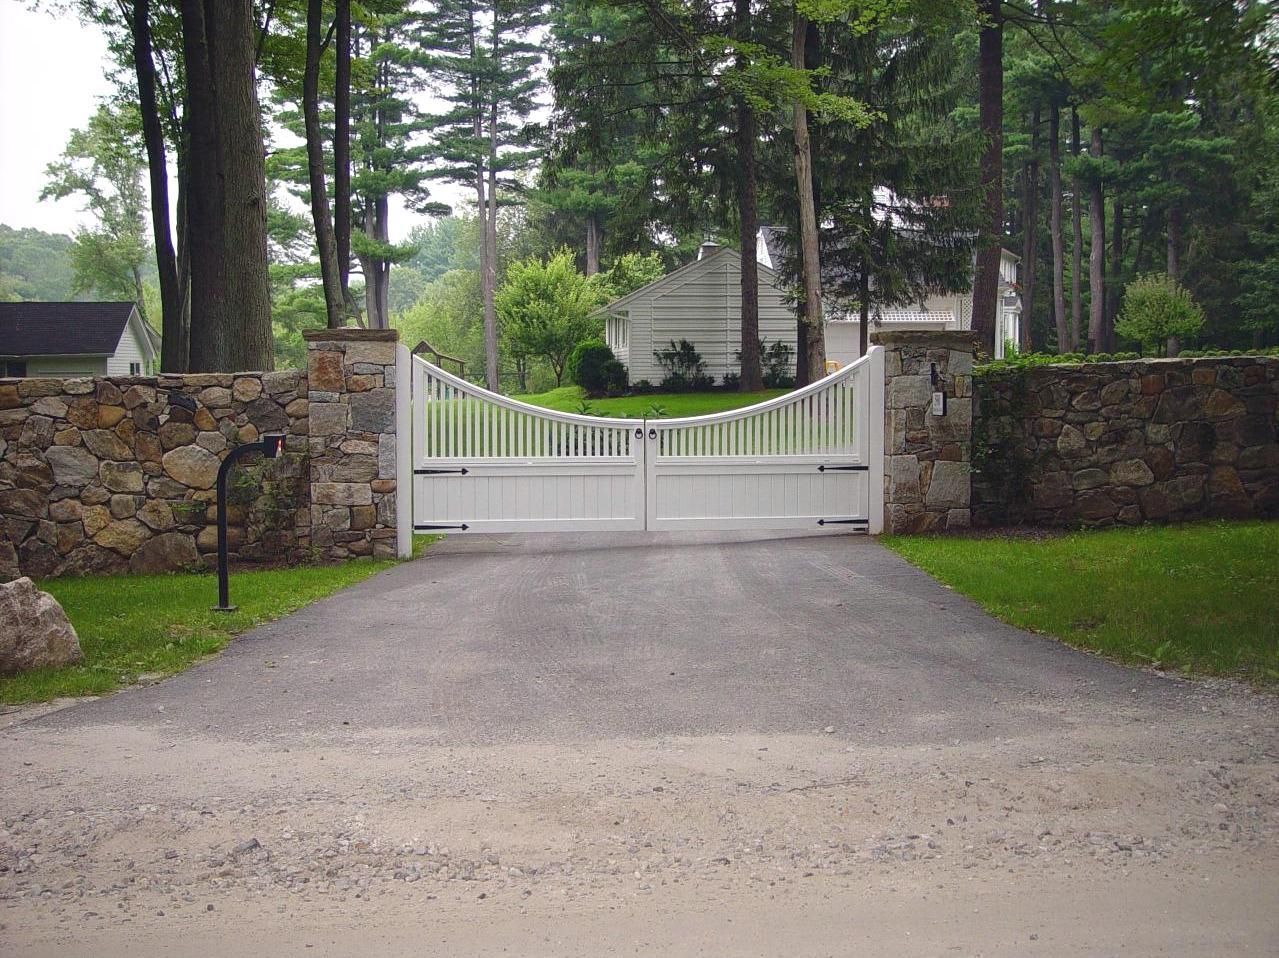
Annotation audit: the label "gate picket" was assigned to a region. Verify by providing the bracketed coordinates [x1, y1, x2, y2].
[408, 347, 883, 534]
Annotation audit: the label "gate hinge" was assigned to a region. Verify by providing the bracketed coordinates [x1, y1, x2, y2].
[416, 467, 469, 476]
[817, 518, 869, 527]
[415, 523, 470, 531]
[817, 465, 868, 472]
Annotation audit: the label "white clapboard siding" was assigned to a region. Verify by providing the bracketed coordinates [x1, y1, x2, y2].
[604, 248, 798, 385]
[105, 308, 153, 376]
[26, 357, 107, 377]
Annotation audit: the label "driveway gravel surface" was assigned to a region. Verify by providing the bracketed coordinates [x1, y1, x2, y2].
[2, 531, 1276, 956]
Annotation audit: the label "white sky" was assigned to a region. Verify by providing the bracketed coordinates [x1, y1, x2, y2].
[0, 2, 117, 236]
[0, 1, 471, 243]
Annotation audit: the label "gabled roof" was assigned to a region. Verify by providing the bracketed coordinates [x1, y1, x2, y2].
[592, 246, 784, 317]
[0, 302, 146, 358]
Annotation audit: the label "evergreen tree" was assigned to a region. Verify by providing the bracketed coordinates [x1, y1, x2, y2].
[424, 0, 546, 390]
[352, 5, 444, 329]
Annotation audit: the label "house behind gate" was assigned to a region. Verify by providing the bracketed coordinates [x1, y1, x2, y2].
[0, 302, 159, 378]
[597, 230, 1021, 384]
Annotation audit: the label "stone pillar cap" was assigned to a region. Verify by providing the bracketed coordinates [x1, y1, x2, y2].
[303, 328, 399, 343]
[870, 330, 979, 349]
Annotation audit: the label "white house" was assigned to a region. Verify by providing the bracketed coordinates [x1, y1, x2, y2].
[597, 242, 798, 384]
[756, 226, 1023, 365]
[598, 230, 1022, 382]
[0, 302, 160, 378]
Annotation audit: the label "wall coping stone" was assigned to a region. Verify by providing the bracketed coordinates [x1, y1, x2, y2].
[872, 330, 980, 350]
[303, 328, 399, 343]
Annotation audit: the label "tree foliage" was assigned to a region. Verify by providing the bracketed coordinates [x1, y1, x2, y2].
[1115, 273, 1205, 355]
[495, 250, 605, 386]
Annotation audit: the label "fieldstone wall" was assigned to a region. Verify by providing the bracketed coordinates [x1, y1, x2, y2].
[0, 329, 405, 580]
[874, 330, 976, 534]
[973, 356, 1279, 527]
[0, 370, 309, 580]
[304, 329, 400, 560]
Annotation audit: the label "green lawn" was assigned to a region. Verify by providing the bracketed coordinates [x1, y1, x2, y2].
[0, 536, 437, 705]
[884, 521, 1279, 682]
[514, 385, 789, 418]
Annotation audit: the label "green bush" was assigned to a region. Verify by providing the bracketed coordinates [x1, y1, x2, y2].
[600, 359, 628, 397]
[568, 339, 623, 397]
[655, 339, 715, 391]
[1115, 273, 1206, 356]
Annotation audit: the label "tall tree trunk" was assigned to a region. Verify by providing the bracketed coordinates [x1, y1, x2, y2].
[792, 11, 824, 381]
[1088, 126, 1106, 353]
[1166, 201, 1182, 355]
[483, 98, 500, 391]
[1070, 107, 1083, 353]
[858, 262, 871, 359]
[304, 0, 345, 328]
[1019, 106, 1040, 353]
[1049, 104, 1068, 352]
[181, 0, 273, 372]
[732, 0, 763, 392]
[334, 0, 354, 316]
[971, 0, 1003, 356]
[1107, 192, 1123, 333]
[584, 216, 600, 277]
[131, 0, 185, 371]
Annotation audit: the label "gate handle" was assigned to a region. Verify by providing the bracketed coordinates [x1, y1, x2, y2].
[634, 427, 643, 438]
[648, 428, 657, 439]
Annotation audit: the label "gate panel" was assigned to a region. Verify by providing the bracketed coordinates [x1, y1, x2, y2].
[408, 347, 884, 535]
[411, 358, 645, 533]
[647, 347, 884, 532]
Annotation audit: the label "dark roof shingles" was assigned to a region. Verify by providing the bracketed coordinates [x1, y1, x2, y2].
[0, 302, 135, 357]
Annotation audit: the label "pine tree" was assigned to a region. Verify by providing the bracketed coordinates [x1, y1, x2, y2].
[352, 6, 443, 330]
[424, 0, 545, 389]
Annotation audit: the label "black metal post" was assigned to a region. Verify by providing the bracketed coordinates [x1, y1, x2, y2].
[212, 434, 286, 612]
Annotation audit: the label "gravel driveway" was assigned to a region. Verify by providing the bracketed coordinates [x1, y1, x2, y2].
[2, 531, 1276, 956]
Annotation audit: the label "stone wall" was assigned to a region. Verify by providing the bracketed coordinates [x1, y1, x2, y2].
[874, 330, 976, 534]
[0, 329, 406, 580]
[303, 329, 400, 560]
[973, 356, 1279, 527]
[0, 370, 309, 580]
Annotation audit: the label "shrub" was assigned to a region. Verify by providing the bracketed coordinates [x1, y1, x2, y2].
[655, 339, 714, 391]
[1115, 273, 1205, 356]
[569, 339, 622, 398]
[721, 372, 741, 390]
[762, 340, 795, 388]
[600, 359, 628, 397]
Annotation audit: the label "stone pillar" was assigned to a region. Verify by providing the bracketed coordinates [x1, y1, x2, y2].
[871, 330, 976, 534]
[303, 329, 400, 560]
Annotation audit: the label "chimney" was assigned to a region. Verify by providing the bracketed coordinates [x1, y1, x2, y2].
[697, 241, 721, 261]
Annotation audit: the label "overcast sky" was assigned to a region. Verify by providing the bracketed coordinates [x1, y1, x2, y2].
[0, 1, 469, 243]
[0, 2, 117, 236]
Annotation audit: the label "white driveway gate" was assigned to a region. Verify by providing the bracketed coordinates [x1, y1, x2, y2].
[406, 346, 883, 535]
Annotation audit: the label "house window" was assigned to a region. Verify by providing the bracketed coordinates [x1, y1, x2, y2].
[129, 362, 142, 376]
[2, 361, 27, 378]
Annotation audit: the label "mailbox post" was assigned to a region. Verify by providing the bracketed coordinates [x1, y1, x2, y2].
[212, 434, 286, 612]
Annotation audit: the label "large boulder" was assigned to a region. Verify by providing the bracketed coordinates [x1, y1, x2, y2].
[0, 577, 82, 675]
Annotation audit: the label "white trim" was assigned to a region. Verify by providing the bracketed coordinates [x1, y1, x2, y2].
[394, 342, 413, 558]
[866, 345, 885, 535]
[406, 350, 885, 535]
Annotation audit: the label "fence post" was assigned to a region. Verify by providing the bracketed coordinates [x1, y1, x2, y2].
[303, 328, 401, 560]
[395, 342, 413, 558]
[872, 330, 976, 534]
